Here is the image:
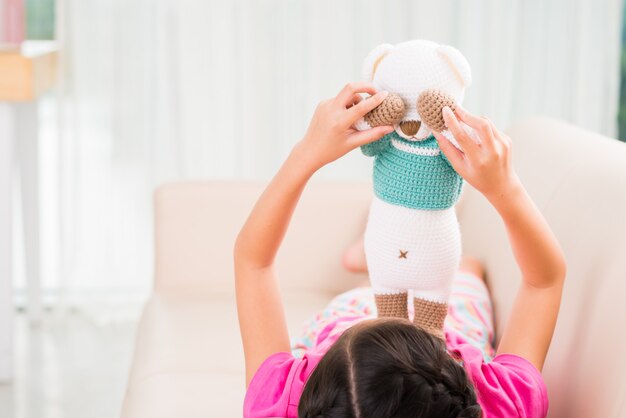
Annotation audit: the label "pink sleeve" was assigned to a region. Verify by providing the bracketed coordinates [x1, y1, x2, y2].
[243, 352, 298, 418]
[467, 353, 549, 417]
[242, 317, 364, 417]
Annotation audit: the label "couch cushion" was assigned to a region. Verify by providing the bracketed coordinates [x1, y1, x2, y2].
[122, 289, 336, 417]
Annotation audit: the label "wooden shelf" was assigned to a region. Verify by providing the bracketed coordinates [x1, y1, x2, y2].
[0, 40, 59, 101]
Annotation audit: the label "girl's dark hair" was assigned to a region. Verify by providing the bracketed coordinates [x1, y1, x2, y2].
[298, 319, 482, 418]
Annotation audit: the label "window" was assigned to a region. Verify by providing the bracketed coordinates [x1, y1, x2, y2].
[26, 0, 55, 40]
[619, 4, 626, 141]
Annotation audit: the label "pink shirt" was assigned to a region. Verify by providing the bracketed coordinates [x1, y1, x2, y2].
[244, 316, 549, 417]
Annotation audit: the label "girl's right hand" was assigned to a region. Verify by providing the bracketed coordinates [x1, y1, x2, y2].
[295, 83, 393, 172]
[432, 106, 521, 205]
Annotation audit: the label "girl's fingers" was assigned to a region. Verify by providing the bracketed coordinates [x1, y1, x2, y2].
[492, 123, 511, 145]
[455, 106, 496, 151]
[493, 127, 513, 153]
[442, 106, 479, 157]
[347, 94, 363, 108]
[345, 90, 389, 125]
[433, 130, 465, 172]
[348, 124, 394, 148]
[336, 82, 378, 107]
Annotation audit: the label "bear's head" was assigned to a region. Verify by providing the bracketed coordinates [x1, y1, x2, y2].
[363, 39, 472, 141]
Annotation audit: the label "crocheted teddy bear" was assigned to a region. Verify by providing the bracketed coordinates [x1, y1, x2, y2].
[354, 39, 473, 339]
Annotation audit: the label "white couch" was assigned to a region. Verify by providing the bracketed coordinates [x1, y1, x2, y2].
[121, 117, 626, 418]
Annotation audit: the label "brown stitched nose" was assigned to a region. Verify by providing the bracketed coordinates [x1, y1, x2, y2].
[399, 120, 421, 136]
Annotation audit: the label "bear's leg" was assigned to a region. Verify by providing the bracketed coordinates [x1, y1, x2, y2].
[412, 297, 447, 340]
[374, 291, 409, 320]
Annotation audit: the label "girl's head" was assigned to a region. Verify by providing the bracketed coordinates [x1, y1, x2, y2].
[298, 318, 482, 418]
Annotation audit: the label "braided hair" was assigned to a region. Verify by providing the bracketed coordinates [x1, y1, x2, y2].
[298, 318, 482, 418]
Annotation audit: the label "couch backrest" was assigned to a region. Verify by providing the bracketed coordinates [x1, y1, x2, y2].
[153, 180, 374, 296]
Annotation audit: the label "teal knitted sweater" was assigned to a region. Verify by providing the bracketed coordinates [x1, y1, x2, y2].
[361, 131, 463, 210]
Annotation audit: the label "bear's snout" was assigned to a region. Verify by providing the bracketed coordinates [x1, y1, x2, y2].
[399, 120, 421, 136]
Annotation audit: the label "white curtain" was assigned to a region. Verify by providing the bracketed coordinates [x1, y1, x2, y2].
[40, 0, 622, 320]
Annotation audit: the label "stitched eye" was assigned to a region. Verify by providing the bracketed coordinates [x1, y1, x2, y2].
[417, 89, 456, 133]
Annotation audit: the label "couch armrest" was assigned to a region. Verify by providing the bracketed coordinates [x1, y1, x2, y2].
[458, 116, 626, 418]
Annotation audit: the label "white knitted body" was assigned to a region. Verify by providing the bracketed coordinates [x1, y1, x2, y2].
[363, 195, 462, 304]
[358, 40, 472, 306]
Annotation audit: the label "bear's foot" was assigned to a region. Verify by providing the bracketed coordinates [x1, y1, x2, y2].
[374, 291, 409, 319]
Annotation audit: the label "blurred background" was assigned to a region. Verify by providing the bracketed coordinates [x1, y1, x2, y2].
[0, 0, 624, 417]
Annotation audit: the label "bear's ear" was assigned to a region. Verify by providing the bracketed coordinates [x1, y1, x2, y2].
[436, 45, 472, 88]
[362, 43, 394, 81]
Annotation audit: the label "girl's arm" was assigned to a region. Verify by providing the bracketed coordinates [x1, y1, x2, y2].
[434, 106, 566, 372]
[234, 82, 393, 388]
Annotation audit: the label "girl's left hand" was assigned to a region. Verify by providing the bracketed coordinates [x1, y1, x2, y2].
[432, 105, 520, 204]
[295, 82, 395, 171]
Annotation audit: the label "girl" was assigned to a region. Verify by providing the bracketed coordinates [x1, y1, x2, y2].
[234, 82, 566, 417]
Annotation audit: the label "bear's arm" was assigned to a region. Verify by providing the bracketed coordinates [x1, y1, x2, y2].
[439, 146, 454, 168]
[438, 150, 464, 196]
[360, 133, 392, 157]
[438, 131, 463, 170]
